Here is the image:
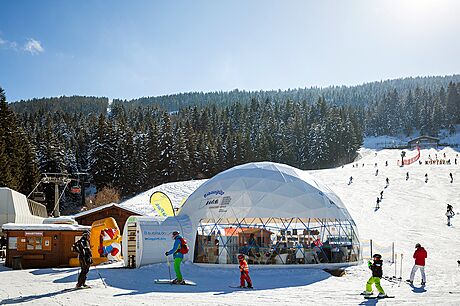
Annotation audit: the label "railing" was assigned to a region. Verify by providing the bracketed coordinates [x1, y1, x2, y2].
[27, 199, 48, 218]
[397, 147, 420, 166]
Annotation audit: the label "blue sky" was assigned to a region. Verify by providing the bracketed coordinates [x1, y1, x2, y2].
[1, 0, 459, 102]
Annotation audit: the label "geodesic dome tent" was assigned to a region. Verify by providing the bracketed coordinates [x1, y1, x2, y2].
[179, 162, 360, 268]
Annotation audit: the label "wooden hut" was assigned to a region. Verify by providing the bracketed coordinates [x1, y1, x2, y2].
[408, 135, 440, 149]
[73, 203, 142, 233]
[2, 223, 90, 269]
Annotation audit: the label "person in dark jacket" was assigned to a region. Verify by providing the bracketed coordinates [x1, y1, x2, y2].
[0, 235, 6, 259]
[73, 231, 92, 288]
[407, 243, 427, 285]
[0, 235, 6, 249]
[363, 254, 387, 297]
[446, 204, 455, 226]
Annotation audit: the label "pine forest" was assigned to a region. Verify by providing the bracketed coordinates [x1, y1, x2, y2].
[1, 75, 460, 214]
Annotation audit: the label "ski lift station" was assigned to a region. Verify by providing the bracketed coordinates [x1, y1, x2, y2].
[123, 162, 361, 269]
[0, 187, 46, 233]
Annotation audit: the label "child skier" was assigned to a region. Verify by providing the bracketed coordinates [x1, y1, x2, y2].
[362, 254, 387, 298]
[238, 254, 253, 289]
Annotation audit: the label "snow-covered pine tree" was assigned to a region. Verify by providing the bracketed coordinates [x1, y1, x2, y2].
[90, 114, 117, 192]
[158, 112, 176, 183]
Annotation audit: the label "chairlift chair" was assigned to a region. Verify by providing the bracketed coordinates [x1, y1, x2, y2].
[70, 185, 81, 194]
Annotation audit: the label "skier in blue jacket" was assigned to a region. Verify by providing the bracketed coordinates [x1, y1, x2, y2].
[165, 231, 187, 284]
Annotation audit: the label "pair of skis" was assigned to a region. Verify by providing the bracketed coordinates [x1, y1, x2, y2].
[364, 295, 395, 299]
[154, 279, 197, 286]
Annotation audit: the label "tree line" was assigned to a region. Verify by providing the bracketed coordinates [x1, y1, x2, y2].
[1, 75, 459, 213]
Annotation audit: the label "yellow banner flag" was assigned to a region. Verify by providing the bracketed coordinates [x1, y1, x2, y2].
[150, 191, 175, 217]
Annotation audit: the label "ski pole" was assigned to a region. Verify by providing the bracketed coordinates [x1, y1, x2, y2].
[93, 265, 108, 288]
[167, 255, 172, 284]
[394, 253, 397, 278]
[399, 254, 403, 280]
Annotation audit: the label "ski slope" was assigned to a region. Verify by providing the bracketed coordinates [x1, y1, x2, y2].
[1, 147, 460, 305]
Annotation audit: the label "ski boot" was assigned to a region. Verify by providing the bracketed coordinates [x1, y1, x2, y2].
[173, 279, 186, 285]
[377, 293, 388, 298]
[360, 291, 372, 296]
[421, 281, 426, 286]
[405, 279, 413, 285]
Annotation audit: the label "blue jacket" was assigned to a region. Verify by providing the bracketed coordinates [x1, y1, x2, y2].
[166, 235, 184, 259]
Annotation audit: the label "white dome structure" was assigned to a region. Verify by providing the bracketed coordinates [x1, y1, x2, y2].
[179, 162, 360, 268]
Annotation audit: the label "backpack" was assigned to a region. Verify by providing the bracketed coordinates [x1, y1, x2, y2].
[179, 237, 189, 254]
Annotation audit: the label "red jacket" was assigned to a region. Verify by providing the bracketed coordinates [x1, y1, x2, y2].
[413, 247, 427, 266]
[239, 259, 249, 273]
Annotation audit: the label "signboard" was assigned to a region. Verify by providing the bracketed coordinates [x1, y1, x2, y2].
[25, 232, 43, 237]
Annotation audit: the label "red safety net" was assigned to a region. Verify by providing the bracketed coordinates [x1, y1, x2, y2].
[397, 146, 420, 166]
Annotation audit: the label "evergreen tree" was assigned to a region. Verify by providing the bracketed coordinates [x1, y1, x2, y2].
[145, 122, 161, 188]
[157, 112, 176, 182]
[90, 114, 117, 191]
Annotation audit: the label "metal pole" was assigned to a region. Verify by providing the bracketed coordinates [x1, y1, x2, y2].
[394, 254, 397, 278]
[392, 242, 394, 264]
[399, 254, 403, 280]
[370, 239, 372, 259]
[54, 182, 60, 217]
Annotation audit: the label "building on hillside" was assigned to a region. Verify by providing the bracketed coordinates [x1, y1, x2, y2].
[73, 203, 142, 233]
[408, 135, 440, 149]
[2, 223, 90, 269]
[1, 187, 46, 235]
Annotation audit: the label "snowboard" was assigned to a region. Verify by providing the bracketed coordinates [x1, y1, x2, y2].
[154, 279, 197, 286]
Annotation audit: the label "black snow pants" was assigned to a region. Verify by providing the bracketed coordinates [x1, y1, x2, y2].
[77, 259, 91, 286]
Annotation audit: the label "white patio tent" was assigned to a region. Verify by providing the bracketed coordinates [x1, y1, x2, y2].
[122, 215, 193, 268]
[178, 162, 360, 268]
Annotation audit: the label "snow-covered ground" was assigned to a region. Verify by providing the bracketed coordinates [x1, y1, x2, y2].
[1, 147, 460, 305]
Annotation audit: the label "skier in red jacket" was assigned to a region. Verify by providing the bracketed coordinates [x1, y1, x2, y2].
[406, 243, 427, 285]
[238, 254, 253, 288]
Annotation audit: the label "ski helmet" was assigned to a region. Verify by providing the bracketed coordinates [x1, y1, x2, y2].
[238, 254, 245, 260]
[372, 254, 382, 259]
[172, 231, 180, 237]
[415, 243, 421, 248]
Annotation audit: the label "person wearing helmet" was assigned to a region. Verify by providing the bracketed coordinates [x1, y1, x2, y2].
[165, 231, 186, 285]
[362, 254, 387, 298]
[406, 243, 427, 285]
[238, 254, 253, 288]
[72, 230, 92, 288]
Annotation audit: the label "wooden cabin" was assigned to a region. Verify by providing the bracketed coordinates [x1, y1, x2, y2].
[2, 223, 90, 269]
[408, 135, 440, 149]
[73, 203, 141, 233]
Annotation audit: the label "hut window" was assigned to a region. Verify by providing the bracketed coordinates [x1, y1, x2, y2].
[8, 237, 17, 250]
[26, 237, 43, 250]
